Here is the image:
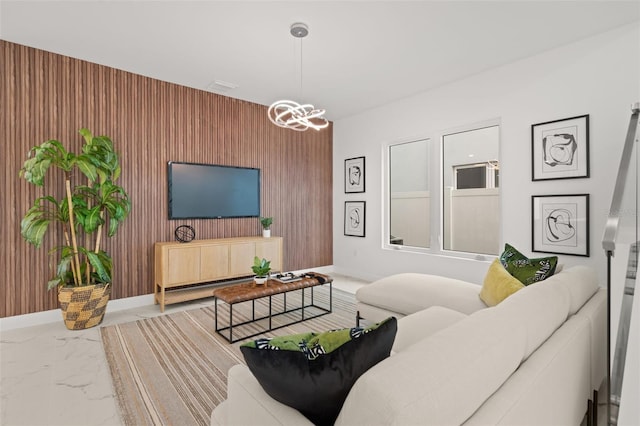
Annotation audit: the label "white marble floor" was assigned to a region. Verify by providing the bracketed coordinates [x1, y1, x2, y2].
[0, 274, 366, 426]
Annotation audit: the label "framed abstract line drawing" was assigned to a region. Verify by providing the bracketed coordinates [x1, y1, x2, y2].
[531, 114, 589, 181]
[531, 194, 589, 257]
[344, 201, 366, 237]
[345, 156, 365, 193]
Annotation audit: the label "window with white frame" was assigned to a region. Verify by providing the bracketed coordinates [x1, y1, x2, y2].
[442, 124, 500, 256]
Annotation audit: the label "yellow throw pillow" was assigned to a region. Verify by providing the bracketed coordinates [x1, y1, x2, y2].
[480, 259, 525, 307]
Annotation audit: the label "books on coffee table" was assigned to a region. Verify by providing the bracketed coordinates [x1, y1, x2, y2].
[272, 272, 302, 283]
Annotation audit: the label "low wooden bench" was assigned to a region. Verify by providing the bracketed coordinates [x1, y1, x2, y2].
[213, 272, 333, 343]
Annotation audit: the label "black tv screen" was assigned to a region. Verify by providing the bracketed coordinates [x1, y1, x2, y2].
[168, 162, 260, 219]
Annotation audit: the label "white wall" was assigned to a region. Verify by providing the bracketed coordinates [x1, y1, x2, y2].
[333, 22, 640, 285]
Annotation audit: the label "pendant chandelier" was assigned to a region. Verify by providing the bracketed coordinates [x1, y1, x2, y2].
[268, 23, 329, 132]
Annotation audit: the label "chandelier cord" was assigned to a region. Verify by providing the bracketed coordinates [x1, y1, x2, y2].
[299, 37, 303, 99]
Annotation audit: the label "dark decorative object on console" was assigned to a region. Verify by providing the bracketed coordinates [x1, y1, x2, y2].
[174, 225, 195, 243]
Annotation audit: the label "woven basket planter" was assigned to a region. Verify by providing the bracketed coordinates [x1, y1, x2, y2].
[58, 284, 111, 330]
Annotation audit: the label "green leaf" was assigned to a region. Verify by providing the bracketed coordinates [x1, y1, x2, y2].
[75, 156, 98, 182]
[21, 218, 51, 247]
[78, 128, 93, 144]
[83, 206, 103, 233]
[251, 256, 271, 276]
[113, 164, 121, 181]
[107, 217, 119, 238]
[20, 157, 51, 186]
[96, 169, 108, 184]
[47, 278, 62, 290]
[56, 255, 73, 279]
[86, 251, 111, 283]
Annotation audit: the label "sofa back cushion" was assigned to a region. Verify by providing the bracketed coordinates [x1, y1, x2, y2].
[495, 265, 597, 359]
[336, 308, 527, 425]
[463, 315, 592, 425]
[550, 265, 598, 315]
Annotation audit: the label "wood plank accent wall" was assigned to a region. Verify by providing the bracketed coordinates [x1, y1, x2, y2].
[1, 40, 333, 318]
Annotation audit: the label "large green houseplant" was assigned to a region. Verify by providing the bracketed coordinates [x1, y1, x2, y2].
[20, 128, 131, 329]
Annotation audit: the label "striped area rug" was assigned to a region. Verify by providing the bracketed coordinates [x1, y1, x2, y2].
[100, 288, 356, 426]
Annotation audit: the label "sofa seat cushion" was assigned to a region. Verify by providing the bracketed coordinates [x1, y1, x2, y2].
[392, 306, 468, 353]
[240, 317, 397, 426]
[222, 364, 314, 426]
[356, 273, 486, 317]
[336, 308, 527, 425]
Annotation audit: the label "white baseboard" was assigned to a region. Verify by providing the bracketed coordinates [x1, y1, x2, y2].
[0, 293, 155, 331]
[0, 265, 336, 331]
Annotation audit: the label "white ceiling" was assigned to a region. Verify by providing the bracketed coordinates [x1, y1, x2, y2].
[2, 1, 639, 121]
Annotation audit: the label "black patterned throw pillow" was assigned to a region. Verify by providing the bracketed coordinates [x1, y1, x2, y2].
[240, 317, 397, 425]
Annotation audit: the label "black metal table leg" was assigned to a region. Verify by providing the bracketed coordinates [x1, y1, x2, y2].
[229, 303, 234, 342]
[269, 295, 272, 331]
[215, 297, 218, 331]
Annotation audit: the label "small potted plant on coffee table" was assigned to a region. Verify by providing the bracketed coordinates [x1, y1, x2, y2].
[252, 256, 271, 285]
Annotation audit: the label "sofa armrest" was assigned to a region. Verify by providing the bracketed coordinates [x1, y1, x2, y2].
[393, 306, 467, 353]
[220, 364, 313, 426]
[356, 273, 486, 318]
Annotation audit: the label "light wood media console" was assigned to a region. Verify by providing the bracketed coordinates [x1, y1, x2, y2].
[154, 236, 283, 312]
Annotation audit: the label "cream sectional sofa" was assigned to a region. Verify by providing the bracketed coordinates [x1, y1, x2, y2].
[212, 265, 606, 425]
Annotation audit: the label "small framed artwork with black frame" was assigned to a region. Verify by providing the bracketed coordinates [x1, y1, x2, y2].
[531, 114, 589, 181]
[345, 156, 365, 193]
[531, 194, 589, 257]
[344, 201, 365, 237]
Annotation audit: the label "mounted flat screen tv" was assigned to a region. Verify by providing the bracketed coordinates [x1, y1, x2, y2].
[168, 162, 260, 219]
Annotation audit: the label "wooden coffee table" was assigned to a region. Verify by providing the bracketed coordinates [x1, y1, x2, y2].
[213, 272, 333, 343]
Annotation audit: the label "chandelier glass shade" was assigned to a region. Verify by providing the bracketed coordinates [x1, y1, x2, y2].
[268, 23, 328, 132]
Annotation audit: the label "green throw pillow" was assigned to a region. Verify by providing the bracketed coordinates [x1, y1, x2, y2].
[240, 317, 397, 425]
[244, 322, 383, 360]
[500, 243, 558, 285]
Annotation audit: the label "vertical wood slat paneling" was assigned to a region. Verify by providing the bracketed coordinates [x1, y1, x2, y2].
[1, 40, 333, 318]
